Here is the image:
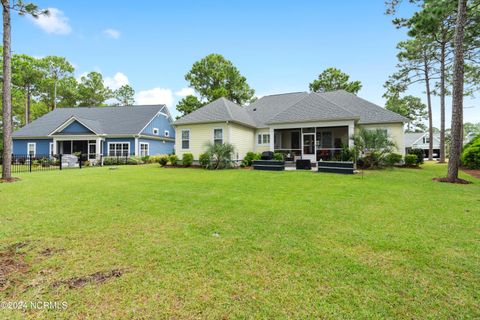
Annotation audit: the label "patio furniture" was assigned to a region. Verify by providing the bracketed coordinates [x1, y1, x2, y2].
[296, 159, 311, 170]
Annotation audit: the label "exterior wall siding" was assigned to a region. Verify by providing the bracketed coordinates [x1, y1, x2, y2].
[138, 138, 174, 155]
[175, 123, 228, 160]
[59, 121, 94, 134]
[142, 113, 175, 139]
[358, 123, 405, 155]
[254, 129, 271, 153]
[12, 139, 53, 155]
[228, 123, 255, 160]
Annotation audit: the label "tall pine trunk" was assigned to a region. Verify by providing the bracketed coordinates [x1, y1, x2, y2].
[439, 40, 446, 163]
[1, 0, 12, 180]
[447, 0, 467, 181]
[423, 58, 433, 161]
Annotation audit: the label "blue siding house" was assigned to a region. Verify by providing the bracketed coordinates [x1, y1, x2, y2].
[12, 105, 175, 163]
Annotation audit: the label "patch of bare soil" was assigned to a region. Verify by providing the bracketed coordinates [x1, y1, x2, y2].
[462, 169, 480, 180]
[40, 247, 65, 257]
[0, 177, 21, 183]
[0, 242, 29, 291]
[433, 177, 472, 184]
[52, 269, 124, 289]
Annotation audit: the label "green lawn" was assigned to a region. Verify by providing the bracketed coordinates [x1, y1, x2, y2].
[0, 163, 479, 319]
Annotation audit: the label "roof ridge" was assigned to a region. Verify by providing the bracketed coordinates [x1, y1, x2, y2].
[262, 91, 307, 97]
[221, 98, 235, 120]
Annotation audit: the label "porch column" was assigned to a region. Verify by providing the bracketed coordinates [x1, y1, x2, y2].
[134, 137, 139, 156]
[348, 123, 355, 148]
[96, 138, 102, 159]
[269, 127, 274, 151]
[52, 138, 57, 155]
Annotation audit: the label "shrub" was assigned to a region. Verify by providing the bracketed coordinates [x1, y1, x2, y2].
[83, 160, 91, 167]
[408, 148, 424, 164]
[141, 155, 150, 163]
[340, 145, 356, 162]
[182, 153, 193, 167]
[242, 152, 261, 167]
[158, 155, 169, 166]
[127, 156, 143, 165]
[203, 142, 235, 169]
[199, 153, 210, 168]
[168, 154, 178, 166]
[357, 152, 383, 169]
[461, 136, 480, 169]
[384, 153, 403, 167]
[147, 155, 162, 164]
[273, 152, 284, 161]
[404, 154, 418, 167]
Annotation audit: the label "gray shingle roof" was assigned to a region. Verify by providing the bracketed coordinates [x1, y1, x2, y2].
[174, 97, 257, 128]
[404, 132, 440, 148]
[245, 92, 308, 127]
[173, 90, 408, 129]
[12, 105, 165, 138]
[265, 93, 359, 124]
[319, 90, 408, 124]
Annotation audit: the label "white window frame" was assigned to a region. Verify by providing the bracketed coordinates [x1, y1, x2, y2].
[257, 133, 270, 145]
[153, 128, 159, 135]
[27, 142, 36, 157]
[49, 142, 54, 156]
[423, 136, 430, 144]
[181, 129, 190, 150]
[213, 128, 223, 145]
[107, 142, 130, 157]
[139, 142, 149, 157]
[164, 130, 169, 137]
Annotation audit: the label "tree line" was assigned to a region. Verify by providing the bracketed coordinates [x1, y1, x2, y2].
[0, 49, 135, 129]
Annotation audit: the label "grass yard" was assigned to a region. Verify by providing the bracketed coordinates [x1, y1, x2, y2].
[0, 163, 479, 319]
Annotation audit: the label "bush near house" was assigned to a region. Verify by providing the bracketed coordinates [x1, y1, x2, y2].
[404, 154, 419, 167]
[384, 153, 403, 167]
[353, 128, 396, 169]
[241, 152, 261, 167]
[461, 134, 480, 169]
[199, 153, 210, 168]
[168, 154, 178, 166]
[158, 155, 169, 166]
[203, 142, 235, 170]
[273, 152, 284, 161]
[408, 148, 424, 165]
[182, 153, 194, 167]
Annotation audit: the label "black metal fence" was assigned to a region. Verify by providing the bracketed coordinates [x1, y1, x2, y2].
[0, 153, 139, 174]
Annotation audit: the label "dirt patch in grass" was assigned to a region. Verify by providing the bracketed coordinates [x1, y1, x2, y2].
[40, 247, 65, 257]
[462, 169, 480, 180]
[433, 177, 472, 184]
[52, 269, 124, 289]
[0, 177, 21, 183]
[0, 242, 29, 291]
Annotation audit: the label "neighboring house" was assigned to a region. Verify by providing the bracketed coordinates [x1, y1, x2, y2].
[12, 105, 175, 162]
[404, 132, 441, 159]
[174, 90, 408, 162]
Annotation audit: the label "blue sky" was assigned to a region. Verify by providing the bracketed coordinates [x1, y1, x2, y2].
[11, 0, 479, 125]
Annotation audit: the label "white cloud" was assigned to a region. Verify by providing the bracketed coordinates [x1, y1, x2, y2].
[174, 87, 195, 97]
[136, 88, 173, 107]
[29, 8, 71, 35]
[104, 72, 129, 90]
[103, 28, 121, 39]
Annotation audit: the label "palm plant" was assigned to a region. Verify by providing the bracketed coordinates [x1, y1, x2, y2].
[204, 142, 235, 169]
[352, 128, 397, 168]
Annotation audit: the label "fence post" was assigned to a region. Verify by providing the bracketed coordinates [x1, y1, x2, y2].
[29, 154, 32, 172]
[79, 154, 82, 169]
[59, 154, 62, 170]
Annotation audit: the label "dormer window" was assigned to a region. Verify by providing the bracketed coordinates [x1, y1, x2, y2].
[153, 128, 159, 135]
[164, 130, 169, 137]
